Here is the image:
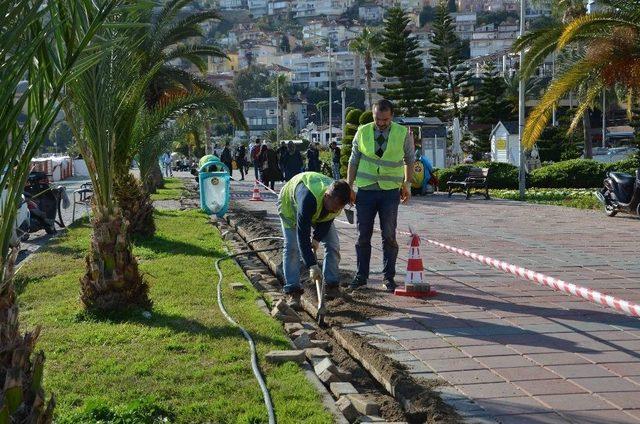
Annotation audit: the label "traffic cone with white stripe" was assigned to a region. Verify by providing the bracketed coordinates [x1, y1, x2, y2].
[395, 233, 437, 298]
[250, 181, 263, 201]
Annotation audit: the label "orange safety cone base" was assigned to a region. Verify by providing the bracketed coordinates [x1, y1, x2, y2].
[249, 182, 263, 201]
[394, 287, 437, 298]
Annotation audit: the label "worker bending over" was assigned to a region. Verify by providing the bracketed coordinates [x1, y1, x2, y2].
[278, 172, 351, 308]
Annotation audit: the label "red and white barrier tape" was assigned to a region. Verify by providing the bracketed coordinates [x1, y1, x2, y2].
[422, 238, 640, 318]
[245, 180, 640, 318]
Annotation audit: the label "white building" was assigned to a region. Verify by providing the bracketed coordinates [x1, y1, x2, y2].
[236, 98, 278, 141]
[239, 44, 278, 69]
[279, 51, 374, 90]
[470, 23, 518, 58]
[248, 0, 268, 17]
[451, 12, 477, 40]
[302, 22, 362, 49]
[358, 4, 383, 22]
[219, 0, 246, 10]
[294, 0, 354, 19]
[399, 0, 423, 13]
[490, 121, 519, 165]
[268, 0, 292, 15]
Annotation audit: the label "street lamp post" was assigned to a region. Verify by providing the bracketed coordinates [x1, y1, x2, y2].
[518, 0, 526, 199]
[328, 39, 333, 146]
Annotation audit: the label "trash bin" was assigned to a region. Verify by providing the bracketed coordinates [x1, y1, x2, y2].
[198, 159, 230, 218]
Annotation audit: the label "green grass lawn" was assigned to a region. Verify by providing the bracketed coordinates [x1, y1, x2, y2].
[490, 188, 602, 210]
[150, 177, 186, 201]
[16, 209, 333, 424]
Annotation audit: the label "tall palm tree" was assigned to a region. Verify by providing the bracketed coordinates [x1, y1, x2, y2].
[114, 0, 245, 237]
[513, 0, 638, 157]
[1, 0, 116, 420]
[268, 74, 291, 135]
[349, 27, 383, 109]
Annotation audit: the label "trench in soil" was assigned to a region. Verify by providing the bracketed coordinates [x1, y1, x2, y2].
[220, 202, 463, 424]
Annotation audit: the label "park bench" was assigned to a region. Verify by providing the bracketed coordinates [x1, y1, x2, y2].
[446, 167, 490, 200]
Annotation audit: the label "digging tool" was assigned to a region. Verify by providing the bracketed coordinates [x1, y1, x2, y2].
[315, 272, 326, 327]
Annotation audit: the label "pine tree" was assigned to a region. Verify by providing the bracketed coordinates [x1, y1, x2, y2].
[431, 1, 471, 119]
[470, 62, 514, 156]
[472, 62, 513, 125]
[378, 7, 437, 116]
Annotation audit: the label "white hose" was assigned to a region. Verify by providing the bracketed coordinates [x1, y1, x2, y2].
[214, 236, 284, 424]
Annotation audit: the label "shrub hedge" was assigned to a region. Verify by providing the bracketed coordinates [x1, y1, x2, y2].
[434, 156, 640, 190]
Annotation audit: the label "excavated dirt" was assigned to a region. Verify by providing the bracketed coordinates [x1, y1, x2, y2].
[224, 204, 463, 424]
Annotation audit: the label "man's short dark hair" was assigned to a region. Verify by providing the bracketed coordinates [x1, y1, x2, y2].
[373, 99, 394, 114]
[329, 180, 351, 205]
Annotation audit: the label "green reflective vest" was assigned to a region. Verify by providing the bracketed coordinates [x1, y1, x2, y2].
[278, 172, 342, 229]
[355, 122, 407, 190]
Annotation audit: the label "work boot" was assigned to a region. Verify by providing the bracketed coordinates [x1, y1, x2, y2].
[325, 284, 341, 300]
[285, 288, 303, 310]
[382, 279, 396, 293]
[348, 277, 367, 291]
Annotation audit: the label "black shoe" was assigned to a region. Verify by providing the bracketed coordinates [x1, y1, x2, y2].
[348, 277, 367, 290]
[382, 279, 396, 292]
[325, 284, 341, 300]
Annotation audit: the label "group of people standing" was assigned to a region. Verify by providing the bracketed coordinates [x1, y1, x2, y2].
[246, 139, 327, 190]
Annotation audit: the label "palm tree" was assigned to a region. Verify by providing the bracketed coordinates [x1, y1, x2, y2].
[349, 27, 383, 109]
[513, 0, 639, 157]
[1, 0, 116, 420]
[62, 2, 242, 311]
[268, 74, 291, 134]
[114, 0, 245, 237]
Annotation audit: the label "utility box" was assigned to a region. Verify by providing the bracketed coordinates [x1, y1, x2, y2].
[395, 117, 447, 169]
[198, 159, 230, 218]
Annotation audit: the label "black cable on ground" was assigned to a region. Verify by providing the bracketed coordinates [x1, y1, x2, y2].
[214, 236, 284, 424]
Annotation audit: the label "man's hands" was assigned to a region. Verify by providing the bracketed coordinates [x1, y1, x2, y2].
[349, 186, 356, 205]
[309, 264, 322, 285]
[400, 182, 411, 204]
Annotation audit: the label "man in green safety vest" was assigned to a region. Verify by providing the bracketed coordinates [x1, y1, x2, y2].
[277, 171, 351, 309]
[347, 99, 414, 292]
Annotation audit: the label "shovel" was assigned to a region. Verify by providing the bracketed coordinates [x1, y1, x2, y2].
[344, 206, 354, 224]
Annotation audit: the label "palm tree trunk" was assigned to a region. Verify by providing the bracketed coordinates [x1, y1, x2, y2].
[149, 162, 164, 193]
[0, 247, 55, 422]
[115, 173, 156, 238]
[582, 110, 593, 159]
[80, 205, 151, 312]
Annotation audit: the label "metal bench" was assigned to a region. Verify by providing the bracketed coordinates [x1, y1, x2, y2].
[446, 167, 490, 200]
[72, 182, 93, 222]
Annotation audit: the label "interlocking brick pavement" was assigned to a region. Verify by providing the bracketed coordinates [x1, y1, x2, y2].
[232, 175, 640, 423]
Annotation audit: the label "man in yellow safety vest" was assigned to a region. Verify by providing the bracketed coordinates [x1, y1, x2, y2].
[347, 99, 414, 292]
[278, 172, 351, 309]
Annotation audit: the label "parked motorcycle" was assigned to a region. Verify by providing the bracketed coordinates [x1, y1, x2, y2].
[23, 171, 69, 234]
[595, 168, 640, 218]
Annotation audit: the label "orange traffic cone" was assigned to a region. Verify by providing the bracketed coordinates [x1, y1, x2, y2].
[394, 233, 437, 298]
[250, 181, 263, 201]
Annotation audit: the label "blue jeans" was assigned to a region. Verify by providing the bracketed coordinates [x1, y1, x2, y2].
[355, 189, 400, 282]
[281, 221, 340, 293]
[331, 162, 340, 180]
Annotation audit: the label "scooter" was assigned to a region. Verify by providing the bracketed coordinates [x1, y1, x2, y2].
[595, 168, 640, 218]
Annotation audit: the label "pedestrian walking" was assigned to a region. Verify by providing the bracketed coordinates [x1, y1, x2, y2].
[259, 144, 282, 190]
[251, 138, 262, 180]
[277, 141, 287, 174]
[306, 142, 321, 172]
[161, 151, 173, 177]
[235, 144, 246, 180]
[330, 141, 341, 180]
[220, 142, 233, 178]
[277, 172, 351, 308]
[347, 99, 414, 292]
[281, 141, 303, 181]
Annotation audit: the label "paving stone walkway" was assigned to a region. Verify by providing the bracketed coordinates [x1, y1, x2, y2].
[232, 174, 640, 424]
